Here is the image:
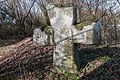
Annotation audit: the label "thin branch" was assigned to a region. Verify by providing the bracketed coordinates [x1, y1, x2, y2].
[117, 0, 120, 5]
[0, 0, 9, 4]
[23, 0, 36, 22]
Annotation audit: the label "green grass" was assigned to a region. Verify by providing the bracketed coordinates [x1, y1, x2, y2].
[97, 55, 111, 62]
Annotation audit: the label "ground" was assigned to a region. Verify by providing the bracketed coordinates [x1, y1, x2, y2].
[0, 38, 120, 80]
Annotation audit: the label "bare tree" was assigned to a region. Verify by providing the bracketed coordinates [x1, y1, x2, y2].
[0, 0, 119, 44]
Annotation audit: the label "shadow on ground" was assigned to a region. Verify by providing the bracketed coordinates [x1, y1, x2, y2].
[0, 38, 53, 80]
[73, 44, 120, 80]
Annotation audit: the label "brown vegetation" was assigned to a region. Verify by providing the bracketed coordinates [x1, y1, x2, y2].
[0, 38, 53, 80]
[0, 0, 120, 80]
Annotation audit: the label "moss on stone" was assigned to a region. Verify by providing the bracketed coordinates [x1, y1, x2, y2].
[75, 21, 92, 30]
[75, 14, 98, 30]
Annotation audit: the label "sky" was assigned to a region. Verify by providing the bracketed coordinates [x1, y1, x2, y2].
[0, 0, 120, 13]
[103, 0, 120, 12]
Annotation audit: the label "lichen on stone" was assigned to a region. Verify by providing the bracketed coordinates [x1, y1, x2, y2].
[75, 14, 98, 30]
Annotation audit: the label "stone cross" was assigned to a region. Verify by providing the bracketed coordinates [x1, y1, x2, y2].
[47, 4, 102, 73]
[33, 4, 102, 73]
[47, 5, 78, 73]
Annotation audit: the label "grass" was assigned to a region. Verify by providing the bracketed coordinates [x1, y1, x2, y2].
[97, 55, 110, 62]
[0, 39, 120, 80]
[45, 45, 120, 80]
[79, 46, 120, 80]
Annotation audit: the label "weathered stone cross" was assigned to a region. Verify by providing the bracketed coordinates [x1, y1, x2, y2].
[33, 4, 102, 73]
